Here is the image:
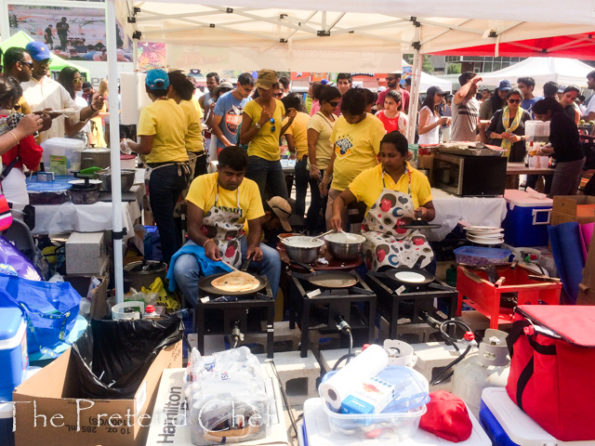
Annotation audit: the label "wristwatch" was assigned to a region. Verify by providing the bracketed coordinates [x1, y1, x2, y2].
[255, 122, 262, 129]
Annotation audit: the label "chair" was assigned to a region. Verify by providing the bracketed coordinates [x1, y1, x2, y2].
[2, 217, 36, 263]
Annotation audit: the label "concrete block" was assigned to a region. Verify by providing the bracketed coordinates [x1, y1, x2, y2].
[66, 231, 108, 275]
[413, 342, 459, 392]
[242, 320, 302, 352]
[318, 348, 362, 373]
[187, 333, 226, 355]
[258, 350, 321, 407]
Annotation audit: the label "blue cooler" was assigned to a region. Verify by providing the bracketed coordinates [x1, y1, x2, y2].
[0, 308, 28, 402]
[503, 190, 552, 247]
[479, 387, 567, 446]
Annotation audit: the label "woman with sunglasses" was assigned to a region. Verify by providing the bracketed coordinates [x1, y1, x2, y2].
[487, 89, 531, 162]
[240, 70, 293, 205]
[58, 67, 96, 146]
[306, 85, 340, 232]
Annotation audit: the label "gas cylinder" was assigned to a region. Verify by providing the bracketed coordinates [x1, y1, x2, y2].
[451, 329, 510, 417]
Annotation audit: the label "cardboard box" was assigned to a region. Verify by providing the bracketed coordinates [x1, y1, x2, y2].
[418, 154, 434, 186]
[552, 195, 595, 224]
[13, 341, 182, 446]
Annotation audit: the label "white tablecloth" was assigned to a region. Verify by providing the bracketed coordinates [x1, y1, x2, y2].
[428, 188, 507, 241]
[32, 200, 141, 237]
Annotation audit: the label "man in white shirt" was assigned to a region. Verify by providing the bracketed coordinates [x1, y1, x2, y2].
[583, 70, 595, 122]
[20, 41, 102, 142]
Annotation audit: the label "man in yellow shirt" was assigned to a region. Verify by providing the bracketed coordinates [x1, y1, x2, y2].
[330, 131, 435, 271]
[172, 146, 281, 304]
[321, 88, 386, 228]
[282, 93, 310, 220]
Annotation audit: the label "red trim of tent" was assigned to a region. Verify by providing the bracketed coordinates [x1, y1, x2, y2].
[432, 32, 595, 60]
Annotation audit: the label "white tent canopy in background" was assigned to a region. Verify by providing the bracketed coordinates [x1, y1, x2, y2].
[117, 1, 595, 72]
[401, 60, 452, 93]
[478, 57, 594, 92]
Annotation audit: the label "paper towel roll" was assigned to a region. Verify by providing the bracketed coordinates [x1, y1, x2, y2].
[319, 344, 388, 410]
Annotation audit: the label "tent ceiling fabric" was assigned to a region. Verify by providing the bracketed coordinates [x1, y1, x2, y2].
[432, 32, 595, 60]
[118, 1, 595, 71]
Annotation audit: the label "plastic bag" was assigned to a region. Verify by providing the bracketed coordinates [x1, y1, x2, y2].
[0, 236, 41, 280]
[0, 273, 80, 356]
[184, 347, 272, 445]
[71, 316, 183, 398]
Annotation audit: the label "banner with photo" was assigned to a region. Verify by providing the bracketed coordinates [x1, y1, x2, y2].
[8, 4, 132, 62]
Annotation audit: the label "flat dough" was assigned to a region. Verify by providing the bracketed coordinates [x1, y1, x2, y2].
[211, 271, 261, 293]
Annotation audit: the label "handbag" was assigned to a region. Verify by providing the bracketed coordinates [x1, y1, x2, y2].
[506, 305, 595, 441]
[0, 273, 81, 356]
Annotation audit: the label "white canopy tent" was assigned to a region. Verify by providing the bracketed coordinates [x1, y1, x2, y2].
[478, 57, 594, 92]
[400, 60, 452, 93]
[104, 0, 594, 302]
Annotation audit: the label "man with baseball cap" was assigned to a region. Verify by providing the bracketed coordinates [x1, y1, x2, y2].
[21, 41, 103, 142]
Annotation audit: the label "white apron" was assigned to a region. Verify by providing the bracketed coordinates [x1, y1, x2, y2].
[362, 169, 433, 271]
[201, 185, 245, 268]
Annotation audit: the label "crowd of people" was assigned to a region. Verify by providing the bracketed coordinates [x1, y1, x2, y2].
[1, 39, 594, 306]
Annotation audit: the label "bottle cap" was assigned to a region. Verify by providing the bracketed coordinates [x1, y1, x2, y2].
[145, 304, 155, 314]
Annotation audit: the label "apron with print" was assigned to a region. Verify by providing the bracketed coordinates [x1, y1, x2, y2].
[362, 170, 434, 271]
[201, 186, 245, 268]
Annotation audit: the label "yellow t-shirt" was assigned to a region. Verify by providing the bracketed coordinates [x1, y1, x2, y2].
[179, 99, 205, 154]
[244, 99, 286, 161]
[137, 98, 188, 164]
[348, 163, 433, 212]
[283, 111, 310, 159]
[186, 172, 265, 227]
[330, 114, 386, 191]
[16, 96, 31, 114]
[307, 112, 336, 170]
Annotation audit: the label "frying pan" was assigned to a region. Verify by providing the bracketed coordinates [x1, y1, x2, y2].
[383, 257, 435, 286]
[292, 263, 359, 289]
[400, 219, 441, 230]
[198, 260, 267, 295]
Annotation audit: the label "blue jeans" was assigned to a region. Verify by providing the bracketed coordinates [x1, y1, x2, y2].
[149, 164, 188, 264]
[173, 238, 281, 306]
[246, 156, 288, 205]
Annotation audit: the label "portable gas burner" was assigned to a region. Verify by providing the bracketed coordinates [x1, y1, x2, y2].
[366, 270, 458, 340]
[195, 276, 275, 358]
[288, 270, 376, 357]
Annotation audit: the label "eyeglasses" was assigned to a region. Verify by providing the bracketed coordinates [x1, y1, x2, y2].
[508, 99, 521, 104]
[18, 60, 33, 69]
[329, 101, 340, 107]
[273, 92, 283, 98]
[270, 118, 276, 132]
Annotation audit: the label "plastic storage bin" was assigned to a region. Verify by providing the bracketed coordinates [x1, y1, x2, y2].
[26, 181, 71, 205]
[502, 190, 552, 247]
[41, 137, 85, 175]
[479, 387, 580, 446]
[0, 308, 27, 402]
[454, 246, 512, 266]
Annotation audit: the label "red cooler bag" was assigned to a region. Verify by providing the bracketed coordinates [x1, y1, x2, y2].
[506, 305, 595, 441]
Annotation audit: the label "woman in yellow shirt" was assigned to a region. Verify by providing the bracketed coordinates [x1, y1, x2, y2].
[240, 69, 293, 205]
[125, 69, 190, 264]
[330, 131, 435, 271]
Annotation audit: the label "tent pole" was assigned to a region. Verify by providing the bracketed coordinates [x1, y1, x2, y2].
[0, 0, 9, 41]
[407, 24, 423, 144]
[106, 0, 125, 304]
[132, 38, 138, 71]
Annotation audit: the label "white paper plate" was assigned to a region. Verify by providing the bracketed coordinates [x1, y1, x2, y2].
[466, 235, 504, 246]
[464, 226, 504, 233]
[466, 232, 505, 239]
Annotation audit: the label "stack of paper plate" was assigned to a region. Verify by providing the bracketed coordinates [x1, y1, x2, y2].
[464, 226, 504, 245]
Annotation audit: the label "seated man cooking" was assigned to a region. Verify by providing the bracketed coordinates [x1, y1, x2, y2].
[329, 131, 435, 272]
[172, 145, 281, 304]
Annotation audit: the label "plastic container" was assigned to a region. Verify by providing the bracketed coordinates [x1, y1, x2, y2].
[454, 246, 512, 266]
[0, 401, 14, 446]
[319, 366, 428, 438]
[41, 137, 85, 174]
[0, 308, 28, 402]
[26, 181, 71, 205]
[120, 154, 137, 170]
[524, 121, 550, 142]
[111, 301, 144, 320]
[503, 190, 552, 247]
[479, 387, 575, 446]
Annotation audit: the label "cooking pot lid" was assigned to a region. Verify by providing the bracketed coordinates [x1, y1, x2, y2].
[69, 179, 102, 190]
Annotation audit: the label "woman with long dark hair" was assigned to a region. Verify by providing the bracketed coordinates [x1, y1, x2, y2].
[487, 89, 531, 162]
[418, 86, 450, 145]
[533, 97, 585, 196]
[58, 67, 96, 145]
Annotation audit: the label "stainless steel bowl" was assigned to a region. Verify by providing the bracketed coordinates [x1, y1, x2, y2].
[97, 169, 136, 193]
[281, 236, 324, 264]
[324, 232, 366, 260]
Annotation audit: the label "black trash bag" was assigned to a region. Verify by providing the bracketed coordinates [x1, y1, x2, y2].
[71, 316, 183, 398]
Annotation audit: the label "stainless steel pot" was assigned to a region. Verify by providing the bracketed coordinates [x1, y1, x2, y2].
[281, 236, 324, 264]
[324, 232, 366, 260]
[97, 168, 136, 193]
[68, 179, 102, 204]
